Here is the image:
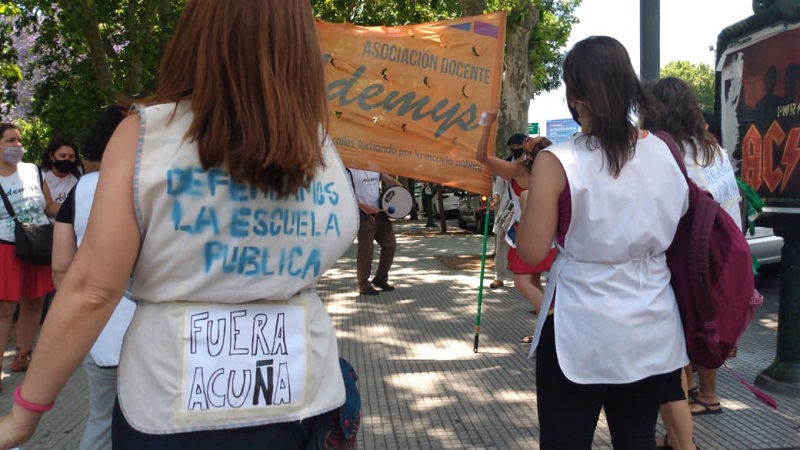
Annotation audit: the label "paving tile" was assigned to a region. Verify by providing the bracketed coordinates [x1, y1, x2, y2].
[3, 219, 799, 449]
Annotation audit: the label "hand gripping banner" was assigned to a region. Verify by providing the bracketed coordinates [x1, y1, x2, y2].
[317, 12, 507, 194]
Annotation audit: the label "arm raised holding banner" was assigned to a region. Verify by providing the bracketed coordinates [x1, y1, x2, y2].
[474, 109, 554, 326]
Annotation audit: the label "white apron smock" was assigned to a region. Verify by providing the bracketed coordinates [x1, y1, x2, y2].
[119, 102, 358, 434]
[528, 133, 690, 384]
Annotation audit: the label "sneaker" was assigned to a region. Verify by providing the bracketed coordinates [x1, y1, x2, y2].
[10, 350, 31, 372]
[489, 280, 504, 289]
[359, 287, 380, 296]
[372, 280, 395, 291]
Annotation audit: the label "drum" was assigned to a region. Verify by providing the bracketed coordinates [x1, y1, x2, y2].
[380, 186, 413, 219]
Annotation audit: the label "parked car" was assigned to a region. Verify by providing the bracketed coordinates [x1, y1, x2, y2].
[456, 192, 494, 234]
[414, 183, 459, 218]
[747, 227, 783, 276]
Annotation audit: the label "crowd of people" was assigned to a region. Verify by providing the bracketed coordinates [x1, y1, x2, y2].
[0, 1, 751, 449]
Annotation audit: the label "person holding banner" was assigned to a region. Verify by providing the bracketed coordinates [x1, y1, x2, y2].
[488, 133, 527, 290]
[347, 168, 404, 296]
[0, 1, 359, 449]
[517, 36, 689, 448]
[475, 113, 555, 328]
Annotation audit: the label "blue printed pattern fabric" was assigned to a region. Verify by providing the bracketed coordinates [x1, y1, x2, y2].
[117, 102, 359, 434]
[130, 102, 358, 303]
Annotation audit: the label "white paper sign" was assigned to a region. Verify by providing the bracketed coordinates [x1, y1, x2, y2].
[183, 304, 306, 413]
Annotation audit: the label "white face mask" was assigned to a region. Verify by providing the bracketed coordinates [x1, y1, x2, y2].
[1, 146, 24, 164]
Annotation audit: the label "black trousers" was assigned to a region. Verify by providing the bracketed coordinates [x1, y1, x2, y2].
[112, 399, 319, 449]
[536, 315, 669, 450]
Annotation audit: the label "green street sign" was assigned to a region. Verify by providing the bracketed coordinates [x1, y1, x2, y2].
[528, 122, 539, 135]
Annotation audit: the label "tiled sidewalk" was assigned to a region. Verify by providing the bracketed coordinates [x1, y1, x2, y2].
[2, 219, 799, 449]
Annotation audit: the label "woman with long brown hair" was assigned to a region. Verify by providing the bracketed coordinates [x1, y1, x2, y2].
[643, 76, 741, 450]
[517, 36, 690, 448]
[0, 1, 358, 448]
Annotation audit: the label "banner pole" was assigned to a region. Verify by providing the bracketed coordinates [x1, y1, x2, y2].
[473, 204, 492, 353]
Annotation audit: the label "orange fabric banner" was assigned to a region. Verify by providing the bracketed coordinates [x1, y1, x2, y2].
[317, 12, 506, 194]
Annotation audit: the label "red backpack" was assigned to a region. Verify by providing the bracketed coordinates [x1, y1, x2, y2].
[655, 131, 758, 370]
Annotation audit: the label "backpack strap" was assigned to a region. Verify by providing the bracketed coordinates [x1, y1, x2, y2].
[653, 131, 690, 182]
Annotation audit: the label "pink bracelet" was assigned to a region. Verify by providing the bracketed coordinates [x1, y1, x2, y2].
[13, 386, 54, 413]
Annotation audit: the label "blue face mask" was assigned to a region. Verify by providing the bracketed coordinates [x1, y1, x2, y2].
[511, 148, 524, 158]
[1, 146, 24, 164]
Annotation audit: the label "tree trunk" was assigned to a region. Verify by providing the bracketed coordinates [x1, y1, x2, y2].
[459, 0, 487, 15]
[69, 0, 113, 91]
[407, 178, 418, 220]
[436, 185, 448, 233]
[124, 0, 159, 94]
[461, 1, 539, 159]
[497, 2, 538, 156]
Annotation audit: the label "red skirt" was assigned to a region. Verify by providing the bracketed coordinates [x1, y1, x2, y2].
[507, 246, 557, 274]
[0, 242, 55, 301]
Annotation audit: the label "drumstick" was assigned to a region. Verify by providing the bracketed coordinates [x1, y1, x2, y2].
[377, 206, 396, 214]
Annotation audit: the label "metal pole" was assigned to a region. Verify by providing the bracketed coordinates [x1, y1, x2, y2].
[756, 226, 800, 396]
[474, 203, 492, 353]
[640, 0, 661, 82]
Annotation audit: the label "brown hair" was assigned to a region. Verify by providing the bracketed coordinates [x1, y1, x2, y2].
[0, 123, 20, 140]
[522, 137, 553, 173]
[140, 0, 328, 196]
[641, 77, 720, 167]
[562, 36, 656, 177]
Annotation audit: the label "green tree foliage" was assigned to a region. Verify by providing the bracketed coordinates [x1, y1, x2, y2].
[660, 60, 715, 113]
[17, 115, 48, 164]
[0, 0, 578, 161]
[527, 0, 580, 94]
[312, 0, 579, 97]
[0, 0, 185, 152]
[0, 3, 22, 107]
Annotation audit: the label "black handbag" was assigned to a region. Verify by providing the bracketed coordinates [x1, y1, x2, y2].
[0, 171, 53, 265]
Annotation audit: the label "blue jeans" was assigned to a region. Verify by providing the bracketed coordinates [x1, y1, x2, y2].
[112, 399, 320, 450]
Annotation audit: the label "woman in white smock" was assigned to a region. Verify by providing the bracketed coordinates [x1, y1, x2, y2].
[516, 36, 690, 449]
[0, 1, 358, 448]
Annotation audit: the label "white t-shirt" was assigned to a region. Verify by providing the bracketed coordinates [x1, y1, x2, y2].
[0, 162, 48, 242]
[347, 168, 381, 208]
[43, 170, 79, 224]
[43, 170, 78, 204]
[682, 142, 742, 229]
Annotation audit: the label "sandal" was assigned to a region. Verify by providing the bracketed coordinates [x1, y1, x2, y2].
[10, 350, 31, 372]
[690, 398, 722, 416]
[657, 433, 702, 449]
[521, 335, 533, 344]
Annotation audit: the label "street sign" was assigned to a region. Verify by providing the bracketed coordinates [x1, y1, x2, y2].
[528, 122, 539, 135]
[546, 118, 580, 144]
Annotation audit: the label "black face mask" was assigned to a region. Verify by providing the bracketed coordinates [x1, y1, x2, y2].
[511, 148, 524, 158]
[53, 159, 77, 174]
[568, 103, 582, 127]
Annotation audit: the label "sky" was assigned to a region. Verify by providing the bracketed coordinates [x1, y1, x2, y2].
[528, 0, 755, 132]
